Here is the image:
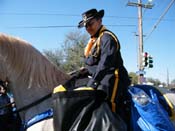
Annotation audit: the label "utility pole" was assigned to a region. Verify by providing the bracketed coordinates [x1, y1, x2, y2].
[127, 0, 153, 84]
[167, 68, 169, 87]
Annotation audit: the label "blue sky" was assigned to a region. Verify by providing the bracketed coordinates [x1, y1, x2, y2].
[0, 0, 175, 83]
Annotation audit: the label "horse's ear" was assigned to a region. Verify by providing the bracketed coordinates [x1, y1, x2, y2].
[0, 78, 9, 88]
[0, 79, 7, 90]
[4, 80, 9, 88]
[4, 77, 9, 85]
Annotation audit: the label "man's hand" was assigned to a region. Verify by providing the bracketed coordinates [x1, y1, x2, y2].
[79, 67, 89, 76]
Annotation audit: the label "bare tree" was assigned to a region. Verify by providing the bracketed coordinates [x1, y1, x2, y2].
[43, 30, 89, 72]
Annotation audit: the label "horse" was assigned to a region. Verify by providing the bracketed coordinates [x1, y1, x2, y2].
[0, 33, 70, 131]
[0, 33, 175, 130]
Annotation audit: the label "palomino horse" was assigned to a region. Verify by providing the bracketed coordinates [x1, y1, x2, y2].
[0, 33, 70, 130]
[0, 33, 175, 130]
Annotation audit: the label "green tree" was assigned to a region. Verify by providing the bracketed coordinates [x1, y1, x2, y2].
[43, 48, 64, 68]
[168, 79, 175, 88]
[171, 79, 175, 85]
[147, 77, 161, 86]
[129, 72, 138, 85]
[43, 31, 89, 73]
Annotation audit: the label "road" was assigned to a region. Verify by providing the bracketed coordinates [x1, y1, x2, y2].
[165, 92, 175, 107]
[164, 92, 175, 127]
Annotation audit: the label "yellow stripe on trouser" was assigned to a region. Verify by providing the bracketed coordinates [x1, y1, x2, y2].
[111, 69, 119, 112]
[163, 94, 175, 121]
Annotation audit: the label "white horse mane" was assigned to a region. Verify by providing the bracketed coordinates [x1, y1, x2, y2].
[0, 33, 69, 87]
[0, 33, 70, 122]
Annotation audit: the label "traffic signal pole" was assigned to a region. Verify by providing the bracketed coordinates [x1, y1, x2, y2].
[138, 0, 144, 84]
[127, 0, 153, 84]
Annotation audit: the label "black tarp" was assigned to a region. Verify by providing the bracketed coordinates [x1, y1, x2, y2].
[53, 90, 127, 131]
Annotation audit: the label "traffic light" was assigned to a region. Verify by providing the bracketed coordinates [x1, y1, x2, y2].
[142, 52, 148, 67]
[148, 56, 153, 68]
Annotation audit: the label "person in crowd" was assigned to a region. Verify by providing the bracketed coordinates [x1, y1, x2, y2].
[0, 80, 22, 131]
[0, 80, 14, 131]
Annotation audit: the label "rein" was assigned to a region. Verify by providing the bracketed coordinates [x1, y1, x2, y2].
[0, 72, 76, 114]
[0, 92, 52, 114]
[0, 101, 15, 110]
[14, 93, 52, 113]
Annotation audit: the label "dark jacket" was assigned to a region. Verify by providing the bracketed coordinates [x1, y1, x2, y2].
[0, 94, 14, 131]
[85, 26, 130, 98]
[0, 94, 12, 115]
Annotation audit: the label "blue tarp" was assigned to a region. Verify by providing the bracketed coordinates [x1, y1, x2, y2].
[24, 108, 53, 129]
[129, 85, 175, 131]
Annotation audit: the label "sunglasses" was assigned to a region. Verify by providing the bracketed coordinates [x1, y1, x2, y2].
[85, 20, 96, 28]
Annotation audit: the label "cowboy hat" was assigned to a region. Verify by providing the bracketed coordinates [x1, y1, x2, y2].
[78, 9, 104, 28]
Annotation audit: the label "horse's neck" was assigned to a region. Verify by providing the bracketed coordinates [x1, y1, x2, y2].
[9, 61, 69, 122]
[11, 82, 52, 122]
[0, 34, 70, 122]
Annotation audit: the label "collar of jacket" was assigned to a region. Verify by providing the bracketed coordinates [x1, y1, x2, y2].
[91, 25, 106, 38]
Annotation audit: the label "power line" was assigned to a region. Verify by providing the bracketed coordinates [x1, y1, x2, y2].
[0, 12, 79, 16]
[106, 24, 135, 27]
[8, 25, 76, 28]
[0, 12, 174, 21]
[107, 15, 174, 21]
[144, 0, 175, 42]
[7, 24, 136, 29]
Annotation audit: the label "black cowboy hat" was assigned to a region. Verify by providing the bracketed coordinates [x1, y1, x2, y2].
[78, 9, 104, 28]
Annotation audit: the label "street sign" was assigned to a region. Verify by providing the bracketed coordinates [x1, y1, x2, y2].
[136, 70, 146, 75]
